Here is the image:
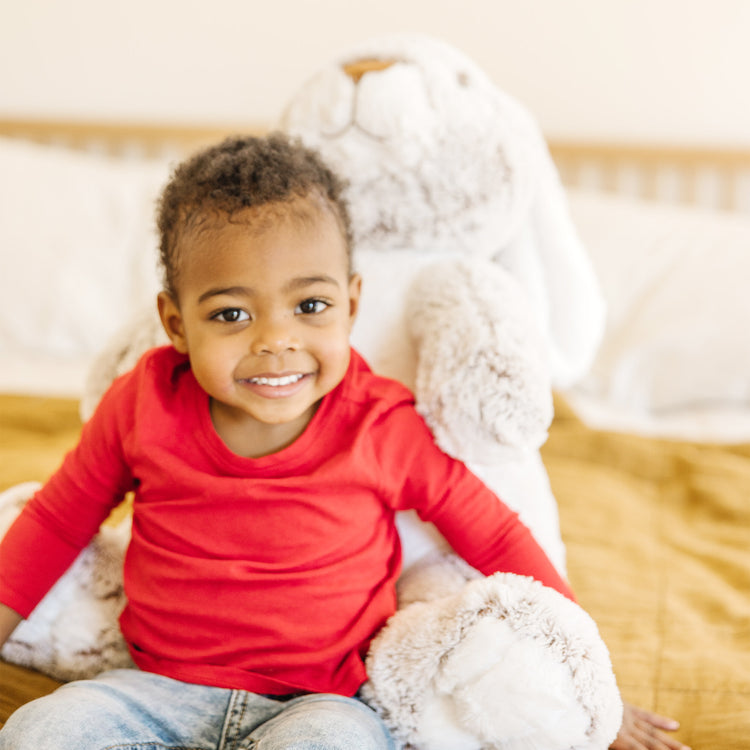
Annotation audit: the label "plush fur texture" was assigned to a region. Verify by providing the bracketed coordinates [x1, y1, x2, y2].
[1, 33, 622, 750]
[362, 554, 622, 750]
[79, 305, 168, 423]
[407, 259, 552, 463]
[0, 483, 133, 681]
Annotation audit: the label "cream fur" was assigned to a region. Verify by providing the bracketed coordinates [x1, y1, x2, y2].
[361, 554, 622, 750]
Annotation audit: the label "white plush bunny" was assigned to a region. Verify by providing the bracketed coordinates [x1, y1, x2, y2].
[1, 34, 621, 750]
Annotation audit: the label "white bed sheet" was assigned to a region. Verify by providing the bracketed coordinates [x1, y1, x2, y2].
[0, 136, 170, 397]
[564, 189, 750, 442]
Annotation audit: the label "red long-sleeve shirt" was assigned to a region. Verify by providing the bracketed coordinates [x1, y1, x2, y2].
[0, 346, 572, 695]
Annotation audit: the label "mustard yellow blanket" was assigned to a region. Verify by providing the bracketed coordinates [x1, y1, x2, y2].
[2, 394, 750, 749]
[544, 399, 750, 750]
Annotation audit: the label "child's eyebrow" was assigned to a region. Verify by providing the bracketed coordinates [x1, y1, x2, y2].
[285, 275, 341, 291]
[197, 276, 340, 304]
[198, 286, 252, 304]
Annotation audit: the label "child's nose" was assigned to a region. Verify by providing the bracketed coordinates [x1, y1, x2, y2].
[250, 319, 299, 355]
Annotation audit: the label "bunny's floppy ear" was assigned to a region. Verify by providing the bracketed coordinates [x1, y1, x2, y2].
[490, 113, 606, 389]
[526, 133, 606, 388]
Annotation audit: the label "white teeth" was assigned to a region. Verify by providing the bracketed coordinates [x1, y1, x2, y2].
[249, 373, 304, 387]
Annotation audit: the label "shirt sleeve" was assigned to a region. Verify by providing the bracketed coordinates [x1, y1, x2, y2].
[0, 375, 136, 618]
[373, 401, 575, 601]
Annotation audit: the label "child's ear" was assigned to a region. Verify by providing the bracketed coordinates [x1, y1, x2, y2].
[157, 292, 189, 354]
[348, 273, 362, 325]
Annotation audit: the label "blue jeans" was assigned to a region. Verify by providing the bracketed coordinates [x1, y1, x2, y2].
[0, 669, 394, 750]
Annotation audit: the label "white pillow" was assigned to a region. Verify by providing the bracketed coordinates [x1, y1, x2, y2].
[564, 189, 750, 441]
[0, 138, 171, 394]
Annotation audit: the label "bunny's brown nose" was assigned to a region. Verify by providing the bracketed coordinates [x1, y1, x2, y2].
[342, 58, 397, 83]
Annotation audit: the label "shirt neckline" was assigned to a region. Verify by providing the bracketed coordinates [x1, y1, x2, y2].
[186, 352, 354, 474]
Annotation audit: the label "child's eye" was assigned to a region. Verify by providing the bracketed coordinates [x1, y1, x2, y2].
[213, 308, 250, 323]
[296, 299, 329, 315]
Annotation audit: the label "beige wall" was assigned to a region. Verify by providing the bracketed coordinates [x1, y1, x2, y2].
[2, 0, 748, 146]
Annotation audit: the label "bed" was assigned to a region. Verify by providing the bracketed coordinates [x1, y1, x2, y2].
[1, 119, 749, 749]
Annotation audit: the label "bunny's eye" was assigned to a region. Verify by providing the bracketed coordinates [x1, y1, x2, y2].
[457, 71, 470, 88]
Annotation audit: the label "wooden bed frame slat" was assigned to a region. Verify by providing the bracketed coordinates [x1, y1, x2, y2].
[549, 141, 750, 212]
[0, 118, 261, 158]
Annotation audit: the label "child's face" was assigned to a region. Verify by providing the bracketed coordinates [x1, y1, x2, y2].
[158, 198, 361, 457]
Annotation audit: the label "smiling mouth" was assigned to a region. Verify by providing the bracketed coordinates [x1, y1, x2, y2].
[248, 373, 305, 387]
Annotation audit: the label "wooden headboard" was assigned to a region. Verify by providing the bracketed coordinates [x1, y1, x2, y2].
[0, 118, 254, 159]
[551, 140, 750, 214]
[3, 117, 750, 215]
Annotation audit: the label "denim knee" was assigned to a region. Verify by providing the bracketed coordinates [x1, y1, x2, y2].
[0, 680, 122, 750]
[0, 669, 231, 750]
[248, 694, 394, 750]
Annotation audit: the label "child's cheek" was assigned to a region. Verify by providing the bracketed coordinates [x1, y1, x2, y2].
[319, 340, 352, 380]
[192, 346, 237, 397]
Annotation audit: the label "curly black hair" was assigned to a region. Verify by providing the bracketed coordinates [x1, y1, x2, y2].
[157, 132, 353, 296]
